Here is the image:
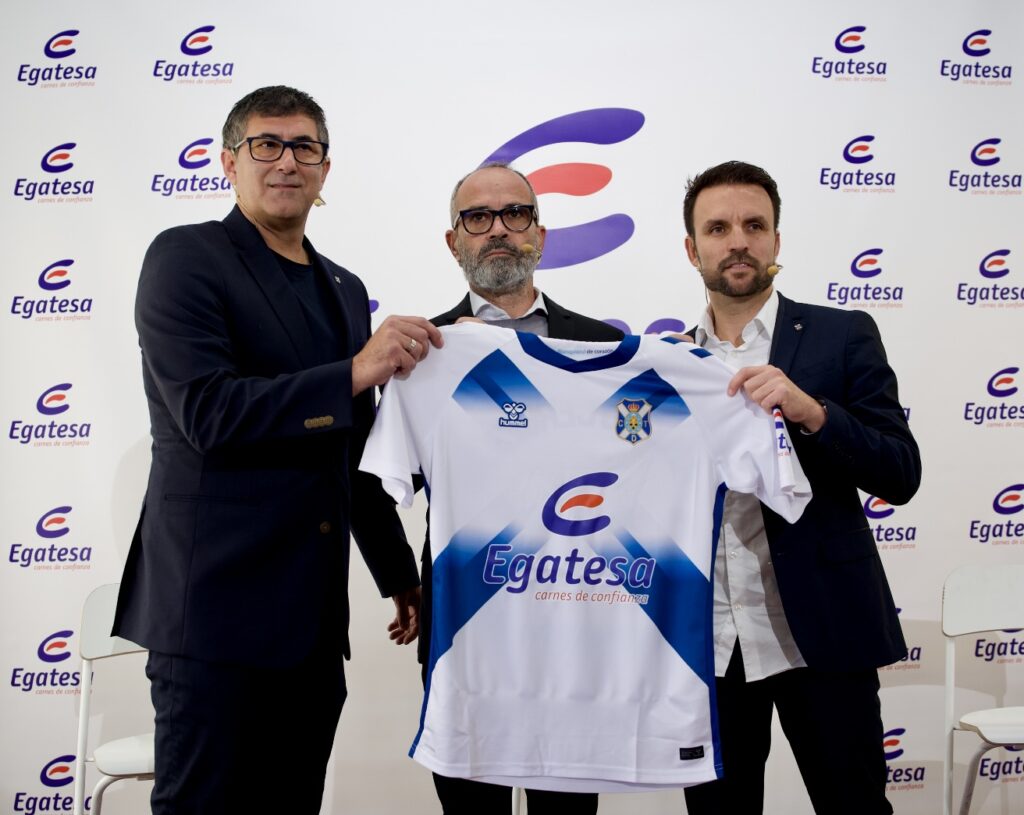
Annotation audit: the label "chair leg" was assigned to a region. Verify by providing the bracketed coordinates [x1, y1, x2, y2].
[91, 774, 118, 815]
[511, 786, 522, 815]
[958, 741, 995, 815]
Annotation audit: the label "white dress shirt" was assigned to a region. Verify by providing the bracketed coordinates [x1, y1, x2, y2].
[695, 290, 807, 681]
[469, 288, 549, 336]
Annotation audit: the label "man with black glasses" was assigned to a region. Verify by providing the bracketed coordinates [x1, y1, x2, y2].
[113, 85, 441, 814]
[418, 163, 622, 814]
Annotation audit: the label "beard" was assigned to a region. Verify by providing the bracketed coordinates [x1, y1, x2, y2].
[702, 251, 774, 298]
[459, 237, 534, 296]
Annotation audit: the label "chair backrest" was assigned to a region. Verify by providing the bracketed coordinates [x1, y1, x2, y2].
[80, 583, 144, 660]
[942, 563, 1024, 637]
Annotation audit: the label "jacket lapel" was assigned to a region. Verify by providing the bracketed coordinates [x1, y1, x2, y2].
[223, 207, 316, 368]
[432, 294, 473, 327]
[315, 250, 356, 358]
[543, 295, 576, 340]
[768, 293, 806, 375]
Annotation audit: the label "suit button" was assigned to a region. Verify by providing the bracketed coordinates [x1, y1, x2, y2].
[319, 521, 332, 534]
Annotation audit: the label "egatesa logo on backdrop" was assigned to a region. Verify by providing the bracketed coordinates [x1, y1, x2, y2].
[480, 108, 643, 269]
[948, 138, 1022, 194]
[152, 25, 234, 84]
[883, 727, 926, 789]
[811, 25, 887, 81]
[819, 135, 896, 192]
[481, 108, 685, 334]
[8, 504, 92, 571]
[968, 483, 1024, 545]
[16, 29, 98, 88]
[825, 247, 904, 308]
[9, 259, 93, 322]
[963, 366, 1024, 428]
[940, 29, 1013, 84]
[9, 629, 82, 693]
[13, 143, 95, 203]
[150, 137, 232, 200]
[11, 755, 92, 815]
[863, 494, 917, 551]
[956, 249, 1023, 307]
[7, 384, 91, 448]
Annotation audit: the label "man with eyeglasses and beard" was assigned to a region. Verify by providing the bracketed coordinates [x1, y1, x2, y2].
[112, 85, 441, 814]
[415, 163, 622, 814]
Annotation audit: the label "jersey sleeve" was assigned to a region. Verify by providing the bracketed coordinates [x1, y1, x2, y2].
[674, 346, 812, 523]
[360, 372, 428, 508]
[360, 323, 505, 507]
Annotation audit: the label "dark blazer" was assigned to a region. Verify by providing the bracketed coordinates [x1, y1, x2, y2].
[417, 293, 624, 666]
[113, 206, 418, 668]
[748, 293, 920, 671]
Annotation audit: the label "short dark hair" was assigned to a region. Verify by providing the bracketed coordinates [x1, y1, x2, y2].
[683, 161, 781, 237]
[449, 162, 539, 226]
[222, 86, 329, 149]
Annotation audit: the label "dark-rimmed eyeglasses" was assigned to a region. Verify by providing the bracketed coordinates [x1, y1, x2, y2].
[233, 136, 329, 166]
[455, 204, 536, 235]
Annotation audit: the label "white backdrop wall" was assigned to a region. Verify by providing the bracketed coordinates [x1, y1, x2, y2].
[2, 1, 1022, 813]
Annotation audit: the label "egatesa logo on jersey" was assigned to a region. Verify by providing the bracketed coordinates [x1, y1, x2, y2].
[884, 727, 926, 789]
[152, 24, 235, 84]
[940, 29, 1013, 85]
[864, 495, 917, 551]
[13, 143, 95, 203]
[949, 138, 1022, 194]
[481, 108, 644, 268]
[8, 504, 92, 571]
[968, 483, 1024, 545]
[482, 472, 655, 600]
[9, 259, 93, 323]
[811, 25, 887, 81]
[956, 249, 1023, 307]
[7, 384, 92, 448]
[150, 137, 232, 200]
[826, 247, 904, 308]
[9, 629, 82, 693]
[11, 755, 92, 814]
[963, 367, 1024, 428]
[819, 135, 896, 192]
[16, 29, 98, 88]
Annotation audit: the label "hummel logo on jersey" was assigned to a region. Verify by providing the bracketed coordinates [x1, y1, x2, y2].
[499, 402, 528, 428]
[616, 398, 651, 444]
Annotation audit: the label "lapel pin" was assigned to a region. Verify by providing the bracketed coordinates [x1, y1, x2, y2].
[333, 275, 341, 284]
[794, 322, 803, 331]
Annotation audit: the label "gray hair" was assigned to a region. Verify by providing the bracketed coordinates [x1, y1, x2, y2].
[222, 85, 329, 150]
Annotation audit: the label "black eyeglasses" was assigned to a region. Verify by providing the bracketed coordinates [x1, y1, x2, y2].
[233, 136, 329, 166]
[455, 204, 536, 235]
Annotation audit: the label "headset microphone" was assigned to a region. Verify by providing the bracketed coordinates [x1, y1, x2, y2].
[767, 264, 782, 277]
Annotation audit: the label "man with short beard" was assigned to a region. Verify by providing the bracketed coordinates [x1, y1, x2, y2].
[680, 161, 920, 815]
[417, 163, 622, 814]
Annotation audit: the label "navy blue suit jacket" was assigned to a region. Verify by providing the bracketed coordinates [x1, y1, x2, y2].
[113, 206, 418, 667]
[759, 293, 920, 671]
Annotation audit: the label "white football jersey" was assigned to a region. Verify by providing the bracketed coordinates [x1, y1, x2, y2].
[360, 323, 810, 792]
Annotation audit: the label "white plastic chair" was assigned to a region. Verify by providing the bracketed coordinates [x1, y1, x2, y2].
[72, 583, 155, 815]
[942, 563, 1024, 815]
